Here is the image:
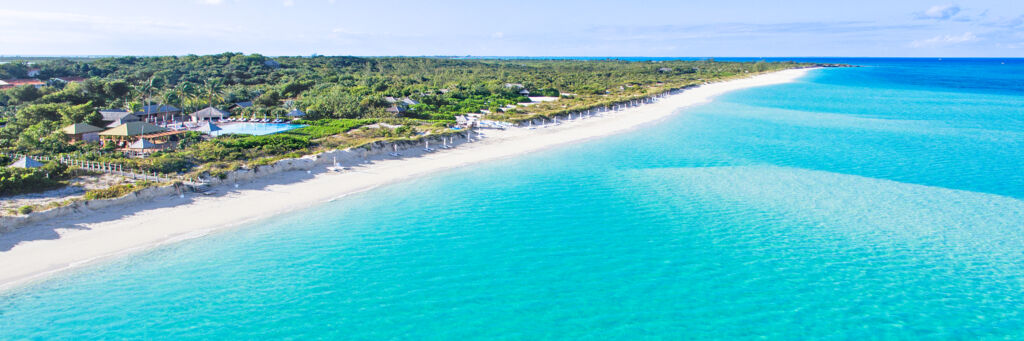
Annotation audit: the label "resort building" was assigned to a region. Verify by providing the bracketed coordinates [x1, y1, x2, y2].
[0, 79, 46, 89]
[99, 109, 132, 121]
[384, 96, 413, 115]
[134, 104, 181, 121]
[52, 76, 88, 84]
[386, 96, 419, 106]
[61, 123, 104, 143]
[385, 104, 408, 115]
[287, 108, 306, 118]
[105, 116, 141, 128]
[99, 121, 168, 148]
[231, 101, 253, 110]
[190, 106, 231, 121]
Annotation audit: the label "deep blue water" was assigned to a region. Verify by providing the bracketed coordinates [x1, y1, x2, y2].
[2, 59, 1023, 339]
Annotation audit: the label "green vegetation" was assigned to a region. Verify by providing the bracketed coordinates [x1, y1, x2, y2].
[286, 118, 376, 139]
[184, 134, 311, 163]
[0, 161, 73, 196]
[1, 54, 815, 197]
[83, 183, 142, 200]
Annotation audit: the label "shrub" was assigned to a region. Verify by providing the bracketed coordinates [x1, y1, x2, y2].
[138, 155, 192, 174]
[18, 205, 33, 215]
[0, 162, 71, 196]
[176, 131, 204, 149]
[286, 119, 375, 139]
[83, 184, 139, 200]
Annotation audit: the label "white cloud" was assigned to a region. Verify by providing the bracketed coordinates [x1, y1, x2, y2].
[0, 8, 242, 50]
[917, 4, 961, 20]
[283, 0, 295, 7]
[910, 32, 977, 47]
[198, 0, 225, 4]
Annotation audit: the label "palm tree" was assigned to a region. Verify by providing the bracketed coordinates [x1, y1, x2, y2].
[173, 83, 188, 121]
[132, 81, 154, 122]
[126, 101, 142, 114]
[156, 90, 174, 125]
[202, 79, 225, 109]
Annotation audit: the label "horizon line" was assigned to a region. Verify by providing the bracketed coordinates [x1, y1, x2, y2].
[1, 54, 1023, 60]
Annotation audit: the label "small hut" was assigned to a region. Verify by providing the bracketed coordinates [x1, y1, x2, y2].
[135, 104, 181, 122]
[195, 121, 223, 135]
[61, 123, 103, 143]
[127, 138, 162, 155]
[190, 106, 231, 122]
[9, 156, 44, 168]
[286, 109, 306, 118]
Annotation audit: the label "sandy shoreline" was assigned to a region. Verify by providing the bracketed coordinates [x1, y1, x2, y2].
[0, 68, 811, 292]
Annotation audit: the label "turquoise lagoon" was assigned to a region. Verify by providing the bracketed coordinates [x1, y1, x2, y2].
[2, 59, 1024, 339]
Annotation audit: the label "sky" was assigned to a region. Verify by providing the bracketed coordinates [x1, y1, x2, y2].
[0, 0, 1022, 57]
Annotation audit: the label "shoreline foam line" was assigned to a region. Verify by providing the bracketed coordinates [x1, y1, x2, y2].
[0, 68, 813, 293]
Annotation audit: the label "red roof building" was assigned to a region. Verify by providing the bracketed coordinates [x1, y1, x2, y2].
[0, 79, 45, 89]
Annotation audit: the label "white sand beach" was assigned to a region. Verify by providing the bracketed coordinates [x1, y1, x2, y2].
[0, 68, 811, 292]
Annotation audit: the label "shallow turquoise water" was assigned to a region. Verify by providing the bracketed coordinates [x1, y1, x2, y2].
[2, 60, 1024, 339]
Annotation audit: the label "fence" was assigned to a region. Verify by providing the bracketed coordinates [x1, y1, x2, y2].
[3, 152, 206, 186]
[520, 88, 680, 126]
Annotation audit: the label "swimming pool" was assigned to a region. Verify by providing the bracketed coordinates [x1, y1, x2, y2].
[212, 122, 305, 136]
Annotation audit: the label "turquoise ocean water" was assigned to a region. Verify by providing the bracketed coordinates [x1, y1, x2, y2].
[2, 59, 1024, 339]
